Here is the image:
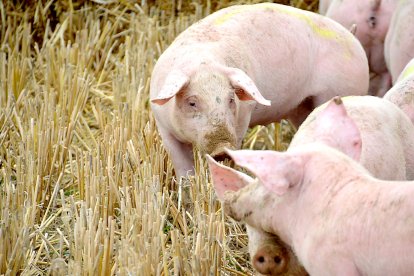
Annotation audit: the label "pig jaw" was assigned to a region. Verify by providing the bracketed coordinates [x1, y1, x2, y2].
[225, 187, 305, 275]
[223, 183, 292, 237]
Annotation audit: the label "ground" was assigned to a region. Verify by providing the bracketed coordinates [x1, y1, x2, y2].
[0, 0, 316, 275]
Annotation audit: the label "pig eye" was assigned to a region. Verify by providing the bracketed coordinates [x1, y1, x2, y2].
[229, 97, 234, 104]
[189, 101, 196, 107]
[185, 96, 199, 110]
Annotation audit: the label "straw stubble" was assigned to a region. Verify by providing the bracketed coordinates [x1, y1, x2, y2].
[0, 0, 316, 275]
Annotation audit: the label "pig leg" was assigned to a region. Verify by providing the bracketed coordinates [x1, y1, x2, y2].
[157, 127, 194, 178]
[285, 96, 315, 128]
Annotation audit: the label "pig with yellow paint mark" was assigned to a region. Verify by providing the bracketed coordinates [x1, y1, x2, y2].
[150, 3, 369, 178]
[384, 0, 414, 84]
[320, 0, 399, 96]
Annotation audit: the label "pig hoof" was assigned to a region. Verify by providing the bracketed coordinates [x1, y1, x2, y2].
[253, 247, 287, 275]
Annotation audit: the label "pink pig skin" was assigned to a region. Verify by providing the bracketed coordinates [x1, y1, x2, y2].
[207, 154, 308, 276]
[209, 144, 414, 276]
[243, 95, 414, 275]
[150, 3, 369, 177]
[384, 58, 414, 125]
[384, 0, 414, 83]
[291, 95, 414, 181]
[320, 0, 398, 96]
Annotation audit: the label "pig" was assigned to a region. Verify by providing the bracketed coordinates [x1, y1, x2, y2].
[384, 58, 414, 125]
[290, 95, 414, 180]
[150, 3, 369, 177]
[243, 96, 414, 275]
[384, 0, 414, 83]
[208, 143, 414, 276]
[320, 0, 398, 96]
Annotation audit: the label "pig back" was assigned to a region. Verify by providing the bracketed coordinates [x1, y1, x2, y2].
[290, 96, 414, 181]
[170, 3, 369, 124]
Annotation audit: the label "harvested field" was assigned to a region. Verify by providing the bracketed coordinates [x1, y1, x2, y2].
[0, 0, 317, 275]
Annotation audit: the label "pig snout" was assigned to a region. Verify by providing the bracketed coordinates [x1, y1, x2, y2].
[202, 123, 238, 157]
[253, 244, 288, 276]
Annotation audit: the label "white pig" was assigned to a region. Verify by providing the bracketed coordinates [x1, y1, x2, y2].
[150, 3, 369, 177]
[320, 0, 398, 96]
[384, 0, 414, 83]
[208, 143, 414, 276]
[384, 58, 414, 125]
[245, 95, 414, 275]
[290, 95, 414, 180]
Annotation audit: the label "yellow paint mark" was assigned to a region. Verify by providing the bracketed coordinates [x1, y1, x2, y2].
[214, 6, 249, 25]
[214, 3, 352, 58]
[401, 62, 414, 81]
[215, 4, 339, 40]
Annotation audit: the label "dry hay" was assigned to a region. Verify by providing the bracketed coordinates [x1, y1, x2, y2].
[0, 0, 317, 275]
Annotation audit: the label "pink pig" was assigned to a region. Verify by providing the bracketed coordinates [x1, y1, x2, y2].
[150, 3, 369, 177]
[384, 58, 414, 125]
[320, 0, 398, 96]
[208, 143, 414, 276]
[384, 0, 414, 83]
[235, 96, 414, 275]
[290, 95, 414, 181]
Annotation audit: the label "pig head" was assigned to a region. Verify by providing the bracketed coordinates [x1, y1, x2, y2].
[209, 145, 414, 276]
[151, 62, 270, 177]
[207, 154, 308, 276]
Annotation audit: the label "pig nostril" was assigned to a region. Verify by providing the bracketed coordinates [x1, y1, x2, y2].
[257, 256, 265, 263]
[274, 256, 282, 264]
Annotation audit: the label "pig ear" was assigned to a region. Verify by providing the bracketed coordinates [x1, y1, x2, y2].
[206, 154, 254, 201]
[151, 71, 190, 105]
[225, 67, 271, 106]
[315, 96, 362, 161]
[226, 149, 303, 196]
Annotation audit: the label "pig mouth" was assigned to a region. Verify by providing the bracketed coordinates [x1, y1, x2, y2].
[201, 124, 238, 159]
[209, 143, 235, 161]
